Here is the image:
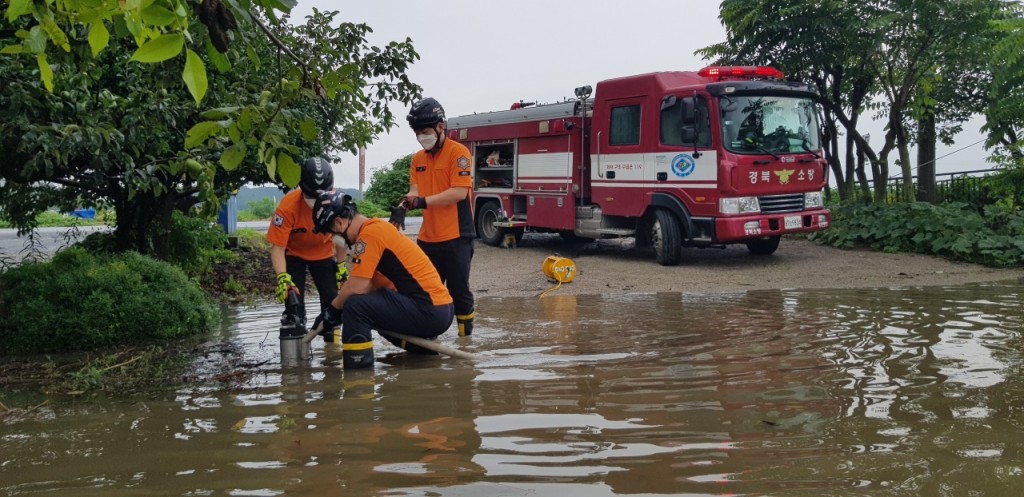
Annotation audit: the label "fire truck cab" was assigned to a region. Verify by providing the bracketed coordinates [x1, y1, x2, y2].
[447, 66, 830, 265]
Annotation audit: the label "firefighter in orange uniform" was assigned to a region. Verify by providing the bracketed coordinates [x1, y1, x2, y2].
[266, 157, 348, 343]
[391, 97, 476, 337]
[314, 191, 454, 369]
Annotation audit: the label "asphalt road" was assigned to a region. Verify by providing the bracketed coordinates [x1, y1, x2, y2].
[0, 218, 423, 261]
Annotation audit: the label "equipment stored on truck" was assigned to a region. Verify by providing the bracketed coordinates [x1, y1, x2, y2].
[448, 66, 830, 265]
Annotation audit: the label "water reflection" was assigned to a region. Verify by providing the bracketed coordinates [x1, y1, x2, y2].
[2, 282, 1024, 496]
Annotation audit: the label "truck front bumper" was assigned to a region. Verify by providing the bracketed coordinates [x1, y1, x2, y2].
[714, 209, 831, 243]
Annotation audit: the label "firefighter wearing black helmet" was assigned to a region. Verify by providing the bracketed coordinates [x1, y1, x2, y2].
[266, 157, 349, 343]
[313, 191, 454, 369]
[390, 97, 476, 337]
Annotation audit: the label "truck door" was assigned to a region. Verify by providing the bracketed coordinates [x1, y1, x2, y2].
[591, 96, 647, 216]
[651, 94, 717, 217]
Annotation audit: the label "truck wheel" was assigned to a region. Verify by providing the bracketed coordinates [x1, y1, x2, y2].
[651, 209, 682, 266]
[476, 201, 504, 246]
[746, 236, 781, 255]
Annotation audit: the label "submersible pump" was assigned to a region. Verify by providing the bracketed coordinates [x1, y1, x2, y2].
[279, 288, 311, 366]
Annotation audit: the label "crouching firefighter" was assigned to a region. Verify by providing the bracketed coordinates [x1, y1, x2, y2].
[312, 191, 454, 369]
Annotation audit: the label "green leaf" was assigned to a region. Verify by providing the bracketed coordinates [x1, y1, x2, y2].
[88, 21, 110, 57]
[182, 49, 208, 105]
[26, 26, 47, 53]
[278, 153, 300, 186]
[140, 5, 178, 26]
[245, 45, 261, 70]
[184, 121, 220, 148]
[0, 45, 24, 54]
[130, 33, 185, 63]
[300, 118, 317, 141]
[204, 36, 231, 73]
[6, 0, 32, 22]
[199, 107, 240, 120]
[37, 53, 54, 92]
[220, 145, 247, 171]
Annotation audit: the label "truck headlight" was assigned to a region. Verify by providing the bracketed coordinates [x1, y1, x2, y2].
[719, 196, 760, 215]
[804, 190, 823, 209]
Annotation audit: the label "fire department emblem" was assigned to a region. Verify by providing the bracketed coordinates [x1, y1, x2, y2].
[457, 156, 470, 170]
[671, 154, 696, 178]
[774, 169, 796, 185]
[272, 215, 284, 227]
[353, 239, 366, 257]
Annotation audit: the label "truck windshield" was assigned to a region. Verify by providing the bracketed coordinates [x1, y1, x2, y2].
[720, 96, 820, 155]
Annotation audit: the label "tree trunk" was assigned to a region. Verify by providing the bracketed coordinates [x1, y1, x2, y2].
[916, 113, 937, 203]
[112, 189, 176, 255]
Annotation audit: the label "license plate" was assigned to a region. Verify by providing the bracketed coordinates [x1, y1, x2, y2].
[784, 216, 802, 230]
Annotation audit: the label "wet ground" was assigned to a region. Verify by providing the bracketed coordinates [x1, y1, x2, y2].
[3, 281, 1024, 496]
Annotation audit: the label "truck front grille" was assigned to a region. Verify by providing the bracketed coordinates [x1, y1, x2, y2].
[759, 193, 805, 214]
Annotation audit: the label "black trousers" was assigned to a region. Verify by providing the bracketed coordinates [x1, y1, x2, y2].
[417, 237, 474, 316]
[342, 289, 454, 344]
[285, 255, 338, 322]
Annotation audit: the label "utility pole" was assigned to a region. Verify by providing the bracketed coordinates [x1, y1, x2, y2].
[358, 147, 366, 195]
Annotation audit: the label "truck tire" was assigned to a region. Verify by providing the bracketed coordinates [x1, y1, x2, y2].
[746, 236, 781, 255]
[476, 201, 504, 247]
[651, 208, 682, 266]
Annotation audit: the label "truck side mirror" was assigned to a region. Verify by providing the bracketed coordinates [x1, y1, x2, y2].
[681, 126, 697, 143]
[681, 99, 696, 125]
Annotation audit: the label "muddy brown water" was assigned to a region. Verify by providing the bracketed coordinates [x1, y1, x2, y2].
[3, 282, 1024, 496]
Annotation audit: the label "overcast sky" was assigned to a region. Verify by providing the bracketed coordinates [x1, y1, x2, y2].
[292, 0, 988, 190]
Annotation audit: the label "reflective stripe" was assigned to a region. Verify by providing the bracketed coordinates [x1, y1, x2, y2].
[343, 341, 374, 351]
[456, 312, 475, 321]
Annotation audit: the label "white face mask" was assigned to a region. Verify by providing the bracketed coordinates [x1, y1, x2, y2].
[332, 234, 348, 249]
[417, 132, 438, 150]
[304, 196, 316, 208]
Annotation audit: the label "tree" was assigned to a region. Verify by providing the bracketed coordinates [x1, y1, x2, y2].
[1, 10, 420, 254]
[364, 154, 413, 209]
[701, 0, 1006, 203]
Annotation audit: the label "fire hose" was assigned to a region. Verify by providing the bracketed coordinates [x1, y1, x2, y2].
[300, 321, 476, 360]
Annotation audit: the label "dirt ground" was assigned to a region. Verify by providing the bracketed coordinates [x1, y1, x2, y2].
[470, 234, 1024, 297]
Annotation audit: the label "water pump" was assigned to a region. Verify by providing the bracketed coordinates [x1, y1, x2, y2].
[279, 288, 311, 366]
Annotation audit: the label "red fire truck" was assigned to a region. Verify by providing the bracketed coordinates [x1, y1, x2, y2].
[447, 66, 830, 265]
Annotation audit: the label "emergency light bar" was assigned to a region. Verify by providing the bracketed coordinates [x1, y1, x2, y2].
[698, 66, 784, 81]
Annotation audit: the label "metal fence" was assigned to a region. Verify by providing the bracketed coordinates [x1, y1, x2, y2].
[886, 168, 998, 205]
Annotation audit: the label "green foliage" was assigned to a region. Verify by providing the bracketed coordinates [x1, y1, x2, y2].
[164, 211, 235, 276]
[0, 247, 220, 355]
[235, 228, 270, 251]
[238, 197, 277, 221]
[811, 201, 1024, 267]
[364, 154, 413, 208]
[1, 8, 421, 256]
[355, 199, 388, 219]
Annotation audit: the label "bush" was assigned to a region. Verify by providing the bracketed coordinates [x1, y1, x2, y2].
[238, 197, 277, 221]
[811, 201, 1024, 267]
[0, 247, 220, 355]
[165, 211, 235, 276]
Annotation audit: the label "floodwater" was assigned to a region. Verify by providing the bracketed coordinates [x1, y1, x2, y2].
[3, 281, 1024, 496]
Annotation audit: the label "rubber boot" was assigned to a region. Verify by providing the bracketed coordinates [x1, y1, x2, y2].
[321, 327, 341, 344]
[456, 312, 475, 337]
[342, 335, 374, 369]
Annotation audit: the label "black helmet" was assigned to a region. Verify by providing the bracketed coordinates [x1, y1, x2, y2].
[407, 97, 446, 129]
[312, 190, 357, 234]
[299, 157, 334, 197]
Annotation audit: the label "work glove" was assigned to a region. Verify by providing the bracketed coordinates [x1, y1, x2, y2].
[336, 263, 349, 289]
[275, 272, 298, 304]
[401, 195, 427, 210]
[318, 304, 344, 332]
[388, 204, 407, 231]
